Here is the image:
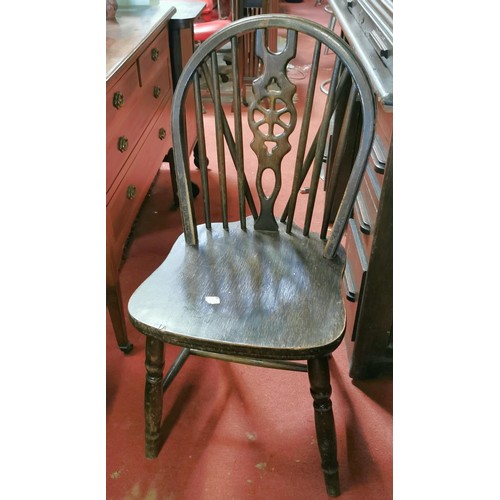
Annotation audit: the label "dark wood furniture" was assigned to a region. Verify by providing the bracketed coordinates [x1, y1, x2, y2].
[328, 0, 393, 379]
[106, 2, 205, 353]
[127, 15, 376, 497]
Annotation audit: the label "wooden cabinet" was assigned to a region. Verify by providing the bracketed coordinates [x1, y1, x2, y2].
[328, 0, 393, 379]
[342, 102, 392, 379]
[106, 5, 176, 352]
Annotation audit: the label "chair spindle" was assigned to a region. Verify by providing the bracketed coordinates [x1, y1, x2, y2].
[193, 69, 212, 229]
[210, 51, 229, 229]
[286, 39, 322, 234]
[230, 36, 248, 230]
[303, 65, 337, 236]
[200, 61, 259, 220]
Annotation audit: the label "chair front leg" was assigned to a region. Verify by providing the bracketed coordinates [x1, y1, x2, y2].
[307, 356, 340, 497]
[145, 336, 165, 458]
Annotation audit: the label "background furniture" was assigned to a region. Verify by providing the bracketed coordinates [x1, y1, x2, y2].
[240, 0, 279, 79]
[193, 0, 232, 43]
[328, 0, 393, 379]
[106, 2, 204, 353]
[127, 15, 376, 497]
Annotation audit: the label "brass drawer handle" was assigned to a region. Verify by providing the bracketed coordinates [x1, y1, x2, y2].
[159, 128, 166, 140]
[127, 185, 137, 200]
[153, 86, 161, 98]
[118, 136, 128, 152]
[113, 92, 124, 109]
[151, 47, 160, 61]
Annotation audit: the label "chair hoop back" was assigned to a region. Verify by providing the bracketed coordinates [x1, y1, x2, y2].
[171, 14, 375, 258]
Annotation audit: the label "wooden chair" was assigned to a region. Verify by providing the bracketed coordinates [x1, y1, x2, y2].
[128, 15, 375, 497]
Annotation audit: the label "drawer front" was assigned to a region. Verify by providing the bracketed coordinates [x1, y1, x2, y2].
[359, 175, 378, 230]
[353, 189, 374, 257]
[107, 100, 172, 260]
[371, 135, 387, 175]
[370, 152, 386, 190]
[106, 61, 140, 133]
[345, 219, 368, 300]
[342, 277, 359, 344]
[365, 158, 381, 206]
[344, 219, 368, 340]
[138, 29, 172, 106]
[106, 63, 144, 190]
[374, 102, 393, 152]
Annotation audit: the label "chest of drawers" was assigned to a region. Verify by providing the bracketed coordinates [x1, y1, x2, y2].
[328, 0, 393, 379]
[106, 4, 176, 352]
[342, 103, 392, 379]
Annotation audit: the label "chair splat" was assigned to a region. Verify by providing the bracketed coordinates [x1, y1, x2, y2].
[249, 29, 298, 231]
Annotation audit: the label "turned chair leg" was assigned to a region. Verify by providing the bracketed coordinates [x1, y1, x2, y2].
[145, 336, 165, 458]
[307, 356, 340, 497]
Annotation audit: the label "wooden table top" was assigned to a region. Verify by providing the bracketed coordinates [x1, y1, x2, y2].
[106, 4, 176, 82]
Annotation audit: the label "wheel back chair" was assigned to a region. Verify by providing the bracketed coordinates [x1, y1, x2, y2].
[128, 14, 375, 497]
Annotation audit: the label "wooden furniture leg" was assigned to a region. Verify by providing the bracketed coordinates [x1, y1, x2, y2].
[145, 337, 165, 458]
[307, 356, 340, 497]
[165, 149, 180, 207]
[106, 237, 133, 353]
[106, 283, 133, 354]
[193, 142, 202, 168]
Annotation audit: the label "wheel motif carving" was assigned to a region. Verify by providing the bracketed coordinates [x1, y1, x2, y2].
[248, 29, 298, 231]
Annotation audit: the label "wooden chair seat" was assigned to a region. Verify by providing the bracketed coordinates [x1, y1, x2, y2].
[129, 217, 346, 359]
